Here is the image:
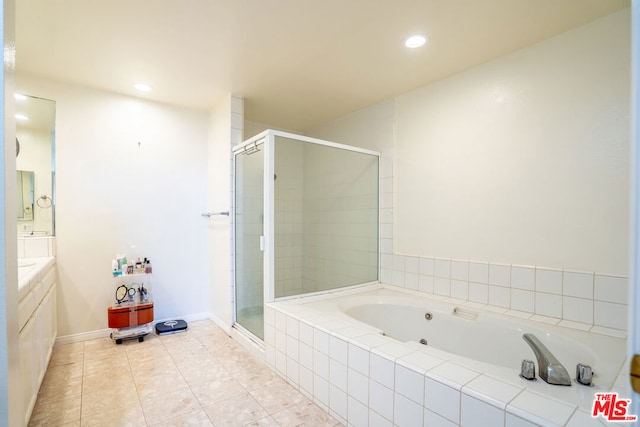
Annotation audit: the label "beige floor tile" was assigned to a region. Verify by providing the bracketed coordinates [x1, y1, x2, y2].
[202, 393, 268, 427]
[190, 375, 247, 407]
[29, 320, 341, 427]
[250, 378, 308, 414]
[270, 401, 341, 427]
[80, 404, 146, 427]
[28, 393, 81, 426]
[148, 408, 213, 427]
[139, 385, 202, 425]
[80, 380, 139, 420]
[243, 416, 280, 426]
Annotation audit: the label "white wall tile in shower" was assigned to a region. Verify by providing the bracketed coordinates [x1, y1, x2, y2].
[594, 274, 628, 304]
[535, 268, 562, 295]
[510, 266, 535, 291]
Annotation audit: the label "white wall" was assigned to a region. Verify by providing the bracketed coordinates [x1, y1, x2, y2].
[16, 77, 210, 337]
[207, 95, 243, 330]
[307, 9, 631, 330]
[395, 9, 630, 275]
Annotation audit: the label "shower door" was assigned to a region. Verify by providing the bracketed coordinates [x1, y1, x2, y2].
[234, 141, 265, 340]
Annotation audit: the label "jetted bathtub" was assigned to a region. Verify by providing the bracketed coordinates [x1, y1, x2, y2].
[267, 283, 629, 426]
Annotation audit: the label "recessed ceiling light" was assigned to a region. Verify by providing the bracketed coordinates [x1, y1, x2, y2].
[134, 83, 152, 92]
[405, 35, 427, 48]
[14, 93, 27, 101]
[15, 114, 28, 121]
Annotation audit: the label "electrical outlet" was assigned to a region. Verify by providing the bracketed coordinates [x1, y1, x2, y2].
[20, 223, 32, 233]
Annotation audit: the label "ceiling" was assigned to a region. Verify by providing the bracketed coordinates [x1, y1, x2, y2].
[16, 0, 629, 132]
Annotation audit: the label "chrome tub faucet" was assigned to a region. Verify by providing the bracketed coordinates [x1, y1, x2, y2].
[522, 333, 572, 386]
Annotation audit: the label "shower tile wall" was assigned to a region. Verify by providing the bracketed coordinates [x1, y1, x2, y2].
[275, 142, 304, 297]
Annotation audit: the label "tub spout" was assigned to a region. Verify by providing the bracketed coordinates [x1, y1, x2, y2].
[522, 333, 571, 386]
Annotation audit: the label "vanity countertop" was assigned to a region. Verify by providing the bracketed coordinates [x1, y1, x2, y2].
[18, 257, 56, 302]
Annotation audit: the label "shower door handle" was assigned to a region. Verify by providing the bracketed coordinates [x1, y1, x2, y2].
[259, 236, 265, 251]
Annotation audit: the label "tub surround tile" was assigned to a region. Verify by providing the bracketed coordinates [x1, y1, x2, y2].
[397, 350, 445, 374]
[504, 309, 532, 320]
[314, 328, 330, 354]
[505, 413, 539, 427]
[286, 316, 300, 339]
[329, 335, 348, 364]
[562, 296, 593, 325]
[469, 261, 489, 284]
[369, 409, 393, 426]
[423, 408, 458, 427]
[419, 274, 435, 293]
[425, 377, 461, 424]
[420, 257, 435, 276]
[348, 343, 370, 375]
[594, 301, 627, 330]
[348, 396, 369, 426]
[394, 393, 424, 427]
[566, 409, 610, 427]
[395, 364, 425, 404]
[426, 362, 481, 391]
[488, 285, 510, 308]
[406, 256, 420, 274]
[369, 380, 394, 421]
[434, 277, 451, 297]
[461, 394, 506, 427]
[451, 260, 469, 281]
[489, 263, 511, 287]
[371, 341, 416, 361]
[462, 375, 524, 410]
[370, 353, 396, 389]
[350, 333, 388, 350]
[506, 390, 576, 426]
[510, 266, 535, 291]
[329, 385, 348, 423]
[594, 274, 628, 304]
[562, 270, 594, 299]
[468, 282, 489, 304]
[434, 258, 451, 278]
[557, 319, 591, 332]
[510, 289, 534, 313]
[529, 314, 560, 325]
[535, 268, 563, 295]
[534, 292, 562, 318]
[313, 375, 330, 409]
[329, 359, 348, 392]
[348, 368, 369, 405]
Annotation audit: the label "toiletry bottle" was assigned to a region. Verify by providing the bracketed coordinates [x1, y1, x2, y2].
[145, 259, 152, 274]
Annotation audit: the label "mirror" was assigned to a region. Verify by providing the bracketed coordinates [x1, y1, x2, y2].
[15, 94, 56, 236]
[17, 170, 34, 221]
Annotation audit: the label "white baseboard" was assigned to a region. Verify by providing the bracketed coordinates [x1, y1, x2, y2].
[54, 312, 213, 346]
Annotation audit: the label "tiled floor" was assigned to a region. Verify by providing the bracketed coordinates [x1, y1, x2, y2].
[29, 320, 342, 426]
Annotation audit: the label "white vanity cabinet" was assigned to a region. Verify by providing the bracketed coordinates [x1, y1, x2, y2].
[18, 258, 57, 427]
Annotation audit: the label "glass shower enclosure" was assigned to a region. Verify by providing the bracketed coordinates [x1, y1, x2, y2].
[233, 130, 379, 341]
